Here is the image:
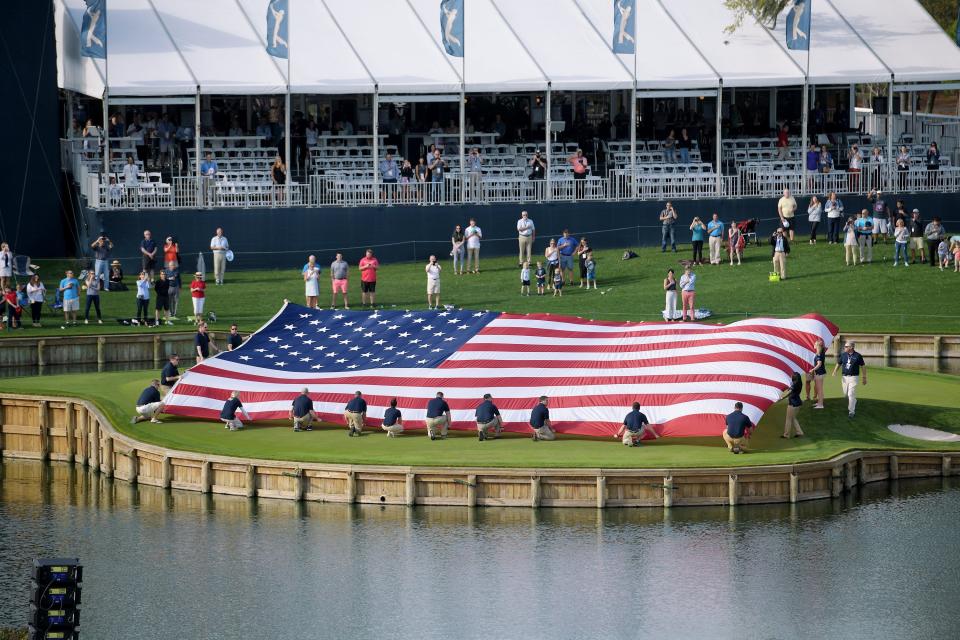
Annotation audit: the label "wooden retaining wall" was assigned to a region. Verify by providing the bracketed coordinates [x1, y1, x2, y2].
[1, 393, 957, 509]
[0, 332, 957, 372]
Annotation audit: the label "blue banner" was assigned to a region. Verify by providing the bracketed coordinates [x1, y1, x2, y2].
[440, 0, 464, 58]
[785, 0, 811, 51]
[266, 0, 289, 59]
[81, 0, 106, 59]
[612, 0, 636, 55]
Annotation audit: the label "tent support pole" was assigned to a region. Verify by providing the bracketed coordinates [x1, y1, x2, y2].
[102, 91, 110, 175]
[848, 84, 856, 129]
[195, 89, 202, 206]
[630, 86, 637, 200]
[801, 80, 809, 195]
[459, 89, 466, 204]
[372, 90, 379, 205]
[545, 86, 551, 202]
[887, 78, 894, 192]
[715, 83, 722, 196]
[285, 91, 291, 206]
[66, 91, 74, 139]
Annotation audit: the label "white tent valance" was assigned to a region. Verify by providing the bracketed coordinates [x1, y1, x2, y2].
[55, 0, 960, 99]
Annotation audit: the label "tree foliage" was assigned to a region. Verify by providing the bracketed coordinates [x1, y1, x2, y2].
[724, 0, 956, 36]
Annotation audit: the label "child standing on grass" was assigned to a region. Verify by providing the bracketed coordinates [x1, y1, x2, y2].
[584, 252, 597, 289]
[3, 285, 21, 329]
[938, 239, 950, 271]
[535, 262, 546, 295]
[520, 262, 531, 296]
[953, 241, 960, 272]
[552, 267, 564, 297]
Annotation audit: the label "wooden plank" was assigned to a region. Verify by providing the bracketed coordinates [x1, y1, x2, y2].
[64, 402, 76, 462]
[38, 400, 49, 461]
[596, 476, 606, 509]
[467, 474, 477, 507]
[103, 437, 114, 478]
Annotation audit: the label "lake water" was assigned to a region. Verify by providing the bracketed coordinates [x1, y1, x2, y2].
[1, 461, 959, 639]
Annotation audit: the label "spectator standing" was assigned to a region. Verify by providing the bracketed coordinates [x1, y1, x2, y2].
[26, 275, 45, 327]
[807, 339, 827, 409]
[722, 402, 753, 454]
[209, 228, 229, 286]
[163, 237, 179, 270]
[770, 227, 790, 280]
[379, 152, 398, 200]
[568, 149, 590, 199]
[429, 148, 446, 201]
[530, 396, 554, 441]
[825, 192, 844, 244]
[227, 324, 243, 351]
[516, 210, 535, 267]
[464, 218, 482, 274]
[832, 341, 867, 418]
[59, 270, 80, 326]
[663, 129, 677, 163]
[663, 269, 678, 321]
[154, 270, 171, 325]
[450, 224, 465, 276]
[89, 231, 113, 291]
[303, 255, 320, 308]
[358, 249, 379, 307]
[160, 354, 181, 394]
[3, 285, 21, 329]
[194, 321, 218, 364]
[805, 144, 819, 186]
[475, 393, 502, 441]
[535, 262, 547, 296]
[677, 128, 692, 164]
[616, 402, 659, 446]
[937, 238, 951, 270]
[584, 252, 597, 290]
[520, 262, 531, 296]
[924, 217, 945, 267]
[165, 260, 181, 318]
[200, 152, 218, 206]
[893, 219, 910, 267]
[122, 155, 140, 205]
[343, 391, 367, 437]
[679, 266, 696, 322]
[552, 266, 564, 297]
[381, 398, 404, 437]
[290, 388, 317, 432]
[190, 271, 206, 324]
[660, 202, 678, 252]
[467, 148, 483, 201]
[425, 391, 451, 440]
[782, 372, 805, 439]
[271, 156, 287, 202]
[0, 242, 12, 292]
[896, 145, 911, 190]
[775, 124, 789, 161]
[847, 143, 863, 192]
[854, 209, 874, 264]
[728, 223, 744, 266]
[868, 191, 889, 243]
[135, 271, 151, 325]
[426, 255, 442, 310]
[926, 141, 940, 175]
[330, 252, 349, 309]
[220, 391, 252, 431]
[908, 209, 925, 265]
[842, 217, 858, 266]
[707, 213, 724, 265]
[777, 188, 797, 241]
[689, 216, 706, 265]
[83, 270, 102, 325]
[575, 237, 592, 287]
[131, 380, 165, 425]
[818, 145, 833, 174]
[156, 114, 175, 168]
[140, 230, 158, 278]
[544, 239, 560, 289]
[807, 196, 822, 244]
[528, 150, 547, 180]
[557, 229, 578, 284]
[399, 159, 414, 203]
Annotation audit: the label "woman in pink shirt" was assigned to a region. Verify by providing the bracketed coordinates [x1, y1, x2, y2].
[568, 149, 590, 200]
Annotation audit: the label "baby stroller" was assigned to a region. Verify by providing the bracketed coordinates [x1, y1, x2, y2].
[735, 218, 761, 246]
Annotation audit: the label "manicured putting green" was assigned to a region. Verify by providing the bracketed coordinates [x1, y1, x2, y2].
[5, 367, 960, 469]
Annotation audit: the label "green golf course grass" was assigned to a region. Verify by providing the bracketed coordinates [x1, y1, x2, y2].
[4, 367, 960, 469]
[9, 240, 960, 338]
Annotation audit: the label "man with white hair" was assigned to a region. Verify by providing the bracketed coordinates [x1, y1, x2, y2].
[517, 210, 536, 267]
[290, 388, 317, 432]
[220, 391, 252, 431]
[832, 341, 867, 419]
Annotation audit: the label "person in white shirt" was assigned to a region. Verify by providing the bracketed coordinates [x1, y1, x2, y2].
[464, 218, 482, 274]
[516, 210, 535, 267]
[425, 255, 441, 309]
[209, 228, 230, 285]
[122, 155, 140, 207]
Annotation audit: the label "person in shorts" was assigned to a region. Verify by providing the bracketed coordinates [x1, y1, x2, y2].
[723, 402, 753, 453]
[330, 252, 349, 309]
[381, 398, 404, 437]
[552, 268, 564, 297]
[190, 271, 206, 324]
[131, 380, 165, 424]
[290, 388, 317, 432]
[869, 191, 889, 242]
[358, 248, 379, 307]
[535, 262, 546, 296]
[58, 270, 80, 325]
[584, 252, 597, 289]
[426, 255, 441, 309]
[520, 262, 531, 296]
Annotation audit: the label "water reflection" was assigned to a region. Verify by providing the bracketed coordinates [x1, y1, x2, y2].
[2, 460, 960, 639]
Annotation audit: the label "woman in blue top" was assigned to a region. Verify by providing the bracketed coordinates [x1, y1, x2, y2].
[689, 217, 706, 266]
[806, 339, 827, 409]
[782, 371, 805, 438]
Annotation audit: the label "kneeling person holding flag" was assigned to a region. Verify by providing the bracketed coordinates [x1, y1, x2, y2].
[290, 388, 317, 432]
[616, 402, 659, 446]
[132, 380, 165, 424]
[221, 391, 251, 431]
[475, 393, 502, 441]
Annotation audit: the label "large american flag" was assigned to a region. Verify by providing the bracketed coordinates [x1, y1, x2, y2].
[163, 303, 838, 438]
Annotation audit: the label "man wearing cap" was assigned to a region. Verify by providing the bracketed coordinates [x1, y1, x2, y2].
[908, 209, 926, 265]
[425, 391, 451, 440]
[616, 402, 659, 447]
[475, 393, 502, 441]
[131, 380, 165, 425]
[290, 388, 317, 432]
[530, 396, 555, 441]
[832, 341, 867, 418]
[517, 210, 536, 267]
[210, 228, 229, 285]
[344, 391, 367, 436]
[90, 230, 113, 292]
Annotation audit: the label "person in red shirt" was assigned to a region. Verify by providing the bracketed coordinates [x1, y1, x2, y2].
[190, 272, 206, 325]
[3, 286, 21, 330]
[776, 124, 789, 161]
[358, 248, 380, 307]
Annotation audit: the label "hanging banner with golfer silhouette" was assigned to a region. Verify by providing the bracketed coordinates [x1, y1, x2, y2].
[612, 0, 636, 55]
[785, 0, 811, 51]
[440, 0, 464, 57]
[266, 0, 289, 59]
[81, 0, 106, 59]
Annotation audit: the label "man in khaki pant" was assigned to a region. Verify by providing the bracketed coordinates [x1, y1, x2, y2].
[425, 391, 451, 440]
[516, 210, 536, 267]
[475, 393, 503, 442]
[209, 227, 229, 285]
[530, 396, 555, 441]
[343, 390, 367, 436]
[832, 341, 867, 418]
[770, 227, 790, 280]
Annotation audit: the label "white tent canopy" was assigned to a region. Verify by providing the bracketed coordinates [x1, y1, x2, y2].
[56, 0, 960, 99]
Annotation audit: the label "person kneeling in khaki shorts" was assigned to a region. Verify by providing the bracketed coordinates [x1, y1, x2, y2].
[381, 398, 404, 437]
[475, 393, 503, 442]
[425, 391, 451, 440]
[530, 396, 555, 441]
[344, 390, 367, 436]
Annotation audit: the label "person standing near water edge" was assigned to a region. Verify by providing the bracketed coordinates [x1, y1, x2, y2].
[832, 341, 867, 418]
[782, 372, 805, 439]
[807, 339, 826, 409]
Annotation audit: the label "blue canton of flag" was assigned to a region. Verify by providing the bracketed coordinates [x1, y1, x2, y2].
[785, 0, 811, 51]
[81, 0, 106, 60]
[266, 0, 289, 59]
[440, 0, 464, 58]
[612, 0, 636, 55]
[218, 305, 498, 372]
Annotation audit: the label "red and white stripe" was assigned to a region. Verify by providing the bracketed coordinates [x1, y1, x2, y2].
[162, 313, 837, 438]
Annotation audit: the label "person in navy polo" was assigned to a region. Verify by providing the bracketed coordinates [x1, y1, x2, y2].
[160, 354, 181, 394]
[425, 391, 451, 440]
[475, 393, 502, 441]
[831, 340, 867, 418]
[344, 391, 367, 437]
[381, 398, 404, 438]
[530, 396, 554, 441]
[615, 402, 659, 447]
[227, 324, 243, 351]
[289, 387, 317, 432]
[220, 391, 251, 431]
[722, 402, 753, 454]
[194, 322, 218, 364]
[131, 379, 165, 424]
